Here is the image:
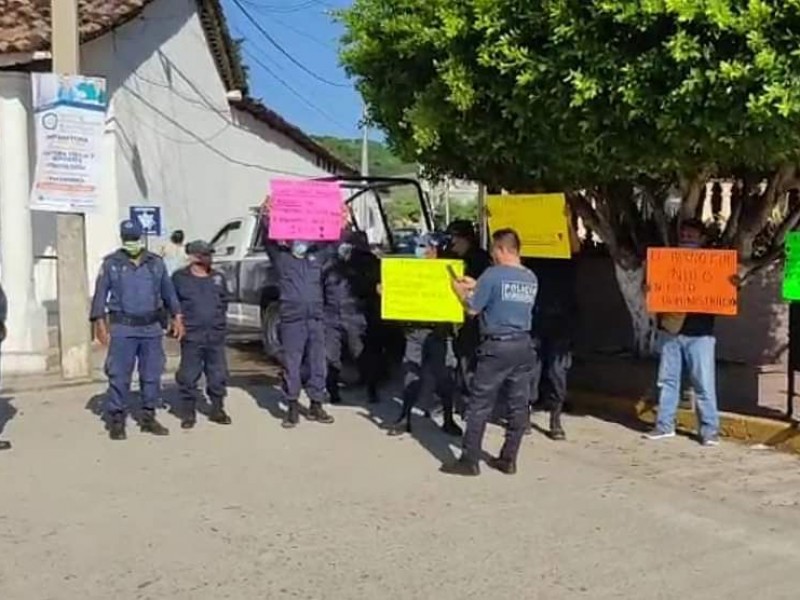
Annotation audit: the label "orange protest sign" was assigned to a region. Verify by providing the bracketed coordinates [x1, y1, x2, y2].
[646, 248, 738, 316]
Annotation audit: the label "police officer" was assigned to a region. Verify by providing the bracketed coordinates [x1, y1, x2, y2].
[445, 220, 492, 405]
[443, 228, 537, 476]
[262, 199, 337, 429]
[173, 240, 232, 429]
[0, 282, 9, 451]
[524, 205, 581, 440]
[322, 230, 382, 405]
[90, 219, 184, 440]
[389, 232, 462, 437]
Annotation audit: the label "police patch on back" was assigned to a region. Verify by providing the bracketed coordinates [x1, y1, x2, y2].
[501, 280, 537, 304]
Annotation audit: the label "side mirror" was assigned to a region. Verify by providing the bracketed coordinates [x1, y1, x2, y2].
[224, 246, 236, 257]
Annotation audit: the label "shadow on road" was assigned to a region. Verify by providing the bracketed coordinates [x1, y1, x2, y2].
[0, 396, 17, 437]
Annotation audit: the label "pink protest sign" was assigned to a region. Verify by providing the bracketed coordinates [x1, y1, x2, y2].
[268, 179, 343, 241]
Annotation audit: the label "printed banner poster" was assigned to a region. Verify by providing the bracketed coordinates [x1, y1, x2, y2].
[381, 258, 464, 323]
[30, 73, 108, 213]
[268, 179, 342, 241]
[486, 194, 571, 259]
[782, 233, 800, 302]
[646, 248, 738, 316]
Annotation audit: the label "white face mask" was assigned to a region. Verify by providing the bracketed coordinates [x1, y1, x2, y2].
[291, 241, 309, 258]
[415, 246, 427, 258]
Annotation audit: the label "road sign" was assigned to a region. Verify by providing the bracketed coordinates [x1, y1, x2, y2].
[129, 205, 163, 236]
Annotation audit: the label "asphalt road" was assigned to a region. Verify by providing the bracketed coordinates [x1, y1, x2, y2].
[1, 379, 800, 599]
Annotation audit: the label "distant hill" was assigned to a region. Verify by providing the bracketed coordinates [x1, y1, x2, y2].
[313, 136, 417, 177]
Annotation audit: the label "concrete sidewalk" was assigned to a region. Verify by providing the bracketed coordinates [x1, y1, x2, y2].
[571, 389, 800, 455]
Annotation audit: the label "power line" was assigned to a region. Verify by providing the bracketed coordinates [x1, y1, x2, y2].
[231, 0, 351, 88]
[240, 0, 320, 13]
[242, 46, 353, 133]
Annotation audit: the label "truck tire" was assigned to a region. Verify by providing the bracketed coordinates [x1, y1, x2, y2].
[260, 302, 282, 360]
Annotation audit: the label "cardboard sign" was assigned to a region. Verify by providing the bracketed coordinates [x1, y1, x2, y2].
[783, 233, 800, 301]
[268, 179, 342, 241]
[381, 258, 464, 323]
[486, 194, 571, 259]
[646, 248, 738, 316]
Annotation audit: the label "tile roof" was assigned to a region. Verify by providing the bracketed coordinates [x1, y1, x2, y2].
[0, 0, 356, 174]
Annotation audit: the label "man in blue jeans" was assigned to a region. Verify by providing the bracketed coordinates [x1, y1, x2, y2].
[646, 219, 720, 446]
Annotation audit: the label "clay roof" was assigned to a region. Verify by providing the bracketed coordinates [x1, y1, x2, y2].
[0, 0, 356, 174]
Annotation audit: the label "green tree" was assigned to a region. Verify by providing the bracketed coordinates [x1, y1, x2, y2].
[340, 0, 800, 353]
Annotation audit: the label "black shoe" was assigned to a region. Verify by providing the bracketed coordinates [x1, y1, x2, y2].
[441, 420, 463, 437]
[549, 414, 566, 441]
[109, 420, 127, 441]
[440, 457, 480, 477]
[307, 402, 335, 424]
[368, 385, 380, 404]
[282, 402, 300, 429]
[140, 414, 169, 436]
[487, 456, 517, 475]
[329, 393, 342, 405]
[208, 409, 232, 425]
[181, 417, 196, 430]
[0, 440, 11, 451]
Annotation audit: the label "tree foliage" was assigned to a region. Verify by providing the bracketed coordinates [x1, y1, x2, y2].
[339, 0, 800, 269]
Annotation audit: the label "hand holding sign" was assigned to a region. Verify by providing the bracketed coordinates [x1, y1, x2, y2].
[268, 179, 342, 241]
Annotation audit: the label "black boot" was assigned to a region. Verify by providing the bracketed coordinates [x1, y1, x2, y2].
[181, 407, 196, 430]
[140, 412, 169, 436]
[327, 369, 342, 405]
[440, 456, 480, 477]
[441, 418, 464, 437]
[367, 383, 380, 404]
[549, 406, 566, 441]
[307, 402, 335, 424]
[108, 413, 127, 441]
[487, 456, 517, 475]
[282, 401, 300, 429]
[208, 407, 232, 425]
[0, 439, 11, 451]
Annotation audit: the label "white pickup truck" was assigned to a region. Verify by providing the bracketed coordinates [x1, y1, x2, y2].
[209, 176, 434, 358]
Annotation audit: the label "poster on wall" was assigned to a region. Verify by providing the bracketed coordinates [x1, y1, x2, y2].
[29, 73, 107, 213]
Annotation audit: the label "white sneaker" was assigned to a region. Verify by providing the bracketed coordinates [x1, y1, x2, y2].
[644, 429, 676, 441]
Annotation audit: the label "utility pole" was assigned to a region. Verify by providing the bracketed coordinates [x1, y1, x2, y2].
[358, 103, 370, 229]
[52, 0, 92, 379]
[444, 176, 451, 225]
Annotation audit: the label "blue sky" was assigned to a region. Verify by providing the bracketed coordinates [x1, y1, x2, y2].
[220, 0, 365, 140]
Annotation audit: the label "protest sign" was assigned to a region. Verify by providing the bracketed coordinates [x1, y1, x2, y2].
[268, 179, 342, 241]
[381, 258, 464, 323]
[646, 248, 738, 316]
[30, 74, 107, 213]
[486, 193, 571, 259]
[783, 233, 800, 301]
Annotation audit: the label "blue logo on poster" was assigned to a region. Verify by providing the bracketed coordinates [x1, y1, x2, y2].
[130, 206, 162, 236]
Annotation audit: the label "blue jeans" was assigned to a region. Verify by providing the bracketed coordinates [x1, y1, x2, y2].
[655, 334, 719, 439]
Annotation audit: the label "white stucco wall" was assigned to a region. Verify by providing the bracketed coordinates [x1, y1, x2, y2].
[32, 0, 338, 301]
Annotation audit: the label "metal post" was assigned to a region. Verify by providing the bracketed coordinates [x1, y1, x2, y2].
[52, 0, 92, 379]
[789, 303, 798, 421]
[477, 183, 488, 249]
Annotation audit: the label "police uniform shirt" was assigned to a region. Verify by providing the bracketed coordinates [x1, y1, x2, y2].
[172, 268, 230, 341]
[468, 265, 538, 335]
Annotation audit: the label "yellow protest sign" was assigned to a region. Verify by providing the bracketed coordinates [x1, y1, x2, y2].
[381, 258, 465, 323]
[486, 193, 571, 259]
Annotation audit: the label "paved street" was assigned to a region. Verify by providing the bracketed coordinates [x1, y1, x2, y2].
[2, 379, 800, 599]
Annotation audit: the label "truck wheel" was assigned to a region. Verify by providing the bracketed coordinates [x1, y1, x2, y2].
[260, 303, 281, 359]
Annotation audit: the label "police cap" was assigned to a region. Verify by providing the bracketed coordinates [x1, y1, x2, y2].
[446, 219, 477, 240]
[119, 219, 143, 241]
[185, 240, 214, 256]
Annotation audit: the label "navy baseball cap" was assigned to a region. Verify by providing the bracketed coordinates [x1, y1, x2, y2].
[185, 240, 214, 256]
[119, 219, 143, 240]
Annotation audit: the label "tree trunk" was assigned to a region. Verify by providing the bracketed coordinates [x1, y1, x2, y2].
[613, 262, 657, 356]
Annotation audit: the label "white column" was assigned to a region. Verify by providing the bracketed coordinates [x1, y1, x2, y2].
[0, 72, 49, 374]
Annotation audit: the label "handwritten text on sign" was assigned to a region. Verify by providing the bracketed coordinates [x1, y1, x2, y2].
[268, 179, 342, 241]
[381, 258, 464, 323]
[782, 232, 800, 302]
[486, 194, 571, 259]
[646, 248, 738, 316]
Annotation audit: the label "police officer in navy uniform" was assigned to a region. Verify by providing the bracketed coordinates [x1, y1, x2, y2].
[261, 198, 338, 429]
[445, 220, 492, 405]
[388, 232, 462, 437]
[444, 228, 538, 476]
[91, 219, 184, 440]
[172, 240, 232, 429]
[322, 230, 382, 405]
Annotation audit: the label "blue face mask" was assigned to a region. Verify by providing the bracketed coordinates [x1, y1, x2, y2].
[291, 241, 309, 258]
[680, 241, 701, 249]
[415, 246, 428, 258]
